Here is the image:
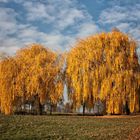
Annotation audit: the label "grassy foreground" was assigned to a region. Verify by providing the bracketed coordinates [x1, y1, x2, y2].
[0, 115, 140, 140]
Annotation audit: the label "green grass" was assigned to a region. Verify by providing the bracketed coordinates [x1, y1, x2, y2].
[0, 115, 140, 140]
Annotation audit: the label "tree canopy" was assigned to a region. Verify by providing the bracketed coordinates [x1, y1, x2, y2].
[66, 30, 140, 114]
[0, 44, 64, 114]
[0, 31, 140, 115]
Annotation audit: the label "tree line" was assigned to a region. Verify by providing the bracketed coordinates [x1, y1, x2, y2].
[0, 30, 140, 115]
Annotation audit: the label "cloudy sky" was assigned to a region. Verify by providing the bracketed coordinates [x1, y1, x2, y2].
[0, 0, 140, 55]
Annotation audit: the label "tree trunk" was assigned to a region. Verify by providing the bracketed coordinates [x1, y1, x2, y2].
[125, 101, 130, 115]
[50, 104, 53, 115]
[39, 102, 43, 115]
[139, 97, 140, 113]
[83, 102, 86, 116]
[36, 95, 42, 115]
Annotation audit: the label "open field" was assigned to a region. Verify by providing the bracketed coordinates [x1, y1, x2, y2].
[0, 115, 140, 140]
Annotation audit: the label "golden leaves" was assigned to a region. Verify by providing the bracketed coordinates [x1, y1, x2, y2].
[66, 31, 140, 114]
[0, 57, 19, 114]
[0, 44, 64, 114]
[0, 31, 140, 115]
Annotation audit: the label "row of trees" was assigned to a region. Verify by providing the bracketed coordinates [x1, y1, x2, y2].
[0, 30, 140, 115]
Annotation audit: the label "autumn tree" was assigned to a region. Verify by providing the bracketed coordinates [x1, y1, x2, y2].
[0, 44, 64, 115]
[66, 30, 140, 115]
[16, 44, 64, 115]
[0, 57, 19, 114]
[0, 52, 9, 114]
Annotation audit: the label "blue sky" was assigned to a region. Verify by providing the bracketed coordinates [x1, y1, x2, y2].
[0, 0, 140, 55]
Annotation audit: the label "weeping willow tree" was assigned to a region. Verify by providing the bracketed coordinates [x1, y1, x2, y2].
[66, 30, 140, 115]
[0, 44, 64, 115]
[0, 57, 19, 114]
[16, 44, 64, 115]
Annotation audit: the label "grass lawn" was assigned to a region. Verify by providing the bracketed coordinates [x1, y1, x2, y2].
[0, 114, 140, 140]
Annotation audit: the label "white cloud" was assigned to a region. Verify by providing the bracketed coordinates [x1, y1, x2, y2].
[108, 0, 140, 6]
[23, 1, 54, 23]
[56, 8, 85, 30]
[77, 23, 99, 38]
[0, 0, 8, 2]
[99, 4, 140, 24]
[99, 6, 127, 24]
[0, 46, 20, 55]
[0, 0, 139, 58]
[44, 33, 75, 51]
[0, 7, 47, 54]
[128, 26, 140, 42]
[23, 0, 96, 30]
[99, 3, 140, 46]
[116, 23, 130, 32]
[0, 0, 99, 55]
[0, 36, 23, 55]
[0, 8, 17, 35]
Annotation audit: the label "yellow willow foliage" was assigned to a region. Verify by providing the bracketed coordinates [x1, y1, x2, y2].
[0, 44, 64, 115]
[66, 30, 140, 113]
[0, 57, 19, 114]
[16, 44, 64, 105]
